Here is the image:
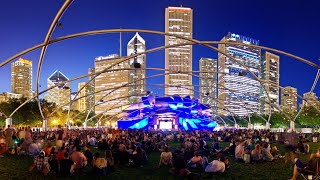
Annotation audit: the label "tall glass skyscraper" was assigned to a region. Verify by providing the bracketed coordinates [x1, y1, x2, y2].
[199, 58, 217, 111]
[44, 70, 71, 110]
[94, 54, 129, 115]
[260, 51, 280, 115]
[86, 68, 95, 113]
[165, 6, 193, 97]
[127, 33, 146, 104]
[281, 86, 297, 114]
[218, 33, 261, 116]
[11, 58, 33, 98]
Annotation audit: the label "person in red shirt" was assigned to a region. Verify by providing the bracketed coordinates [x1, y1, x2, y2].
[57, 146, 66, 161]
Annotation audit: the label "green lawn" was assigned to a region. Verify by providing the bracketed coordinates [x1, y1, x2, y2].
[0, 142, 319, 180]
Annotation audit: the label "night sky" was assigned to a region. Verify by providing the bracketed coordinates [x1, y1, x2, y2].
[0, 0, 319, 105]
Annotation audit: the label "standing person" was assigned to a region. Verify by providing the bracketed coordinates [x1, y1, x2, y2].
[56, 125, 64, 150]
[4, 125, 14, 148]
[18, 127, 26, 141]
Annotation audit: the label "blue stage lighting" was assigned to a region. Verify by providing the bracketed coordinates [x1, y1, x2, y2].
[129, 118, 148, 129]
[191, 110, 197, 114]
[169, 104, 177, 110]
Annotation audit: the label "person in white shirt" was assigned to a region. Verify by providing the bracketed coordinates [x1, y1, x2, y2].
[235, 140, 245, 161]
[205, 156, 229, 173]
[88, 137, 97, 146]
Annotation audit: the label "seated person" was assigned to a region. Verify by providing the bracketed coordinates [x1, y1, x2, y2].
[132, 147, 147, 167]
[98, 139, 109, 150]
[205, 156, 229, 173]
[93, 152, 107, 176]
[235, 140, 245, 161]
[262, 143, 275, 161]
[70, 146, 87, 170]
[28, 151, 50, 176]
[251, 144, 262, 162]
[290, 149, 320, 180]
[187, 151, 206, 168]
[159, 147, 172, 167]
[105, 150, 114, 170]
[303, 141, 310, 154]
[212, 140, 221, 152]
[59, 152, 75, 177]
[83, 146, 93, 166]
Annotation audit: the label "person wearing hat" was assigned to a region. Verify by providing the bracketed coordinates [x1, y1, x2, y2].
[28, 151, 50, 176]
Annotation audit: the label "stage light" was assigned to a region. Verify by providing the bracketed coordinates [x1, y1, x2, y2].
[191, 110, 197, 114]
[168, 104, 177, 110]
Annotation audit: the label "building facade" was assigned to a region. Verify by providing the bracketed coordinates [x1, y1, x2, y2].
[94, 54, 129, 115]
[165, 6, 193, 97]
[302, 92, 319, 108]
[260, 51, 280, 115]
[11, 58, 33, 98]
[86, 68, 95, 113]
[218, 33, 261, 116]
[281, 86, 297, 114]
[0, 92, 23, 103]
[70, 92, 79, 111]
[199, 58, 217, 110]
[44, 70, 71, 110]
[77, 82, 87, 112]
[127, 33, 146, 104]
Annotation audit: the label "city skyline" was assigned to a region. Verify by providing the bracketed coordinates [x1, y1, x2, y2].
[0, 0, 319, 106]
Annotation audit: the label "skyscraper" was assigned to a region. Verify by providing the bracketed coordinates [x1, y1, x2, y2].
[165, 6, 193, 97]
[199, 58, 217, 110]
[94, 54, 129, 115]
[70, 92, 79, 111]
[260, 51, 280, 115]
[127, 33, 146, 104]
[218, 33, 261, 116]
[44, 70, 71, 110]
[302, 92, 319, 108]
[86, 68, 95, 113]
[77, 82, 87, 112]
[11, 58, 32, 98]
[281, 86, 297, 114]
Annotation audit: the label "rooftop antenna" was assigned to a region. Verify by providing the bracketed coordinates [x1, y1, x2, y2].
[119, 28, 122, 57]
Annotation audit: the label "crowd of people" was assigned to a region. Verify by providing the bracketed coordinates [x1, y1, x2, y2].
[0, 124, 319, 179]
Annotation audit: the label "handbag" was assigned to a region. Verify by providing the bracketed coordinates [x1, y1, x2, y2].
[244, 153, 250, 163]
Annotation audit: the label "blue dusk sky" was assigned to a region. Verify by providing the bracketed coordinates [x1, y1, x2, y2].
[0, 0, 319, 104]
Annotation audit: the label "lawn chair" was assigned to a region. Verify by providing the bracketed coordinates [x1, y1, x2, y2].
[298, 160, 320, 180]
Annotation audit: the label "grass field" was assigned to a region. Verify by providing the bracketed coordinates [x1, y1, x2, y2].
[0, 141, 319, 180]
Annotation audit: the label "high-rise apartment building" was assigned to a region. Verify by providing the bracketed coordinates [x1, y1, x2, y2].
[94, 54, 129, 115]
[199, 58, 217, 110]
[260, 52, 280, 115]
[70, 92, 79, 111]
[77, 82, 87, 112]
[11, 58, 33, 98]
[165, 6, 193, 97]
[281, 86, 297, 114]
[0, 92, 23, 103]
[127, 33, 146, 104]
[218, 33, 261, 116]
[86, 68, 95, 113]
[44, 70, 71, 110]
[302, 92, 319, 108]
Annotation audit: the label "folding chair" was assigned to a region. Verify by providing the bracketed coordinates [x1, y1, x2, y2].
[299, 161, 320, 180]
